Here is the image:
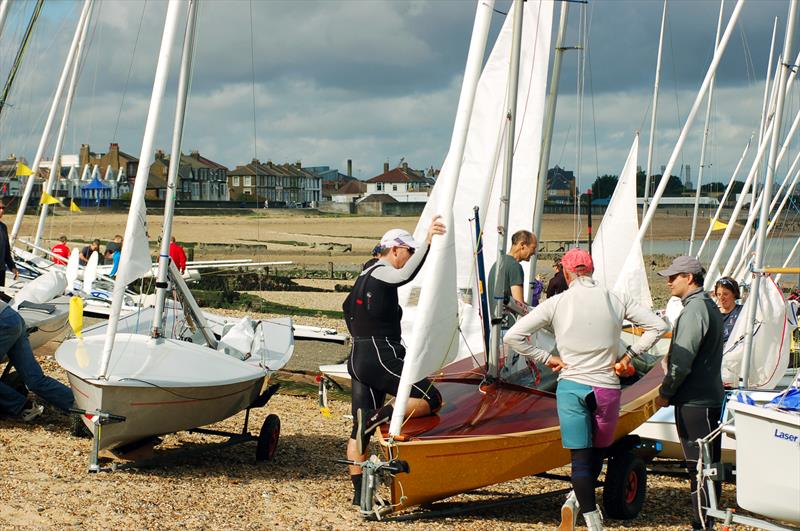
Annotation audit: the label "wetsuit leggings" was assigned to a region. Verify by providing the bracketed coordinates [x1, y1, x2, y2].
[675, 405, 722, 529]
[347, 337, 441, 440]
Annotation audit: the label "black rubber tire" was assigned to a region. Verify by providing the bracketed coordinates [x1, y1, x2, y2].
[603, 451, 647, 520]
[256, 414, 280, 462]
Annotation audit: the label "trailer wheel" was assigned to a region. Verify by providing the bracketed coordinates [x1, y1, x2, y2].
[603, 451, 646, 520]
[256, 414, 280, 462]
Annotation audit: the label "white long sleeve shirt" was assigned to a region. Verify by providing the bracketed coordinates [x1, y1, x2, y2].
[503, 276, 668, 389]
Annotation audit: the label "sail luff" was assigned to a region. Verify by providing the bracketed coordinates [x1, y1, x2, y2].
[32, 0, 94, 251]
[153, 0, 199, 339]
[389, 0, 495, 437]
[643, 0, 668, 218]
[10, 0, 91, 242]
[741, 0, 797, 389]
[635, 0, 744, 252]
[99, 0, 184, 378]
[689, 0, 725, 256]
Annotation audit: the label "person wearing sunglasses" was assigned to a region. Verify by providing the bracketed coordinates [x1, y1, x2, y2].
[0, 199, 19, 287]
[714, 276, 742, 345]
[342, 216, 446, 506]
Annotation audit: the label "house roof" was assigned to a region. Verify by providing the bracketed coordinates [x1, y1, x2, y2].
[366, 166, 427, 184]
[333, 180, 366, 195]
[360, 193, 397, 203]
[547, 173, 573, 191]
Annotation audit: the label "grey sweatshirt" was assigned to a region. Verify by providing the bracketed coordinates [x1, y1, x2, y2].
[504, 276, 669, 389]
[659, 288, 725, 406]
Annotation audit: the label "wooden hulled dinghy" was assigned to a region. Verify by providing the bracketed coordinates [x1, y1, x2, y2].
[378, 357, 663, 509]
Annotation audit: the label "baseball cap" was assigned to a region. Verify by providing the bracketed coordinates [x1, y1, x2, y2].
[658, 255, 703, 277]
[561, 248, 594, 273]
[380, 228, 420, 250]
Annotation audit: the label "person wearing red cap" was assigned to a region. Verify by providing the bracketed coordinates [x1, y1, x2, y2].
[504, 247, 668, 530]
[342, 216, 446, 507]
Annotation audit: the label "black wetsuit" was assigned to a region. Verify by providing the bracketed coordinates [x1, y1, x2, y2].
[343, 245, 442, 439]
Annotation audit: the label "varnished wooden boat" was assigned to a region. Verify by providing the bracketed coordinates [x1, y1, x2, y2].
[377, 356, 664, 510]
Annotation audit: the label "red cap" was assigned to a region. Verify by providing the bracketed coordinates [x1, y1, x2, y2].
[561, 248, 594, 273]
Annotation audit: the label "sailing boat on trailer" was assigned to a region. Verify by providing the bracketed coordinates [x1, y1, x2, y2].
[55, 0, 292, 464]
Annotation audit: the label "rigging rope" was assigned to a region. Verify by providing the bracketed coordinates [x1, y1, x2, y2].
[112, 0, 148, 142]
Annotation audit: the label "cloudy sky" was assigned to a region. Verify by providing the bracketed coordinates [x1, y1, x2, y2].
[0, 0, 795, 192]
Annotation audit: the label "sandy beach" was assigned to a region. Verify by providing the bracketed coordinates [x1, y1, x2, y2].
[0, 211, 790, 529]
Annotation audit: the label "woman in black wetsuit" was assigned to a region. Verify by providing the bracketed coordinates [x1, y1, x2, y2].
[343, 216, 445, 505]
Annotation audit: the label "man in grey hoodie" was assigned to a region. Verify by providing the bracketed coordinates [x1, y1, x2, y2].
[656, 255, 724, 531]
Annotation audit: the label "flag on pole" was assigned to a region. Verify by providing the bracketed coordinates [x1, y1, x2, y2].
[710, 218, 728, 231]
[70, 199, 81, 212]
[16, 162, 33, 176]
[39, 192, 63, 206]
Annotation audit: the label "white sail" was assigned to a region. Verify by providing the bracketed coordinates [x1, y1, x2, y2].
[399, 0, 553, 360]
[592, 134, 653, 308]
[722, 277, 795, 390]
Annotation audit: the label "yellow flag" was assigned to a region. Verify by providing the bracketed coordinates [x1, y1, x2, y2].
[70, 199, 81, 212]
[16, 162, 33, 176]
[710, 218, 728, 231]
[39, 192, 63, 206]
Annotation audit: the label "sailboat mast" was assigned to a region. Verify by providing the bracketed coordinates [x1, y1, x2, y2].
[152, 0, 199, 339]
[0, 0, 43, 121]
[632, 0, 744, 257]
[643, 0, 667, 218]
[688, 0, 724, 256]
[0, 1, 9, 39]
[99, 0, 184, 379]
[695, 135, 751, 258]
[741, 0, 797, 389]
[488, 0, 524, 380]
[527, 0, 568, 299]
[760, 18, 779, 145]
[32, 0, 94, 252]
[388, 0, 494, 437]
[10, 0, 90, 243]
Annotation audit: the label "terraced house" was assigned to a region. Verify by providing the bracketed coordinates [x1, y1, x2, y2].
[227, 159, 322, 207]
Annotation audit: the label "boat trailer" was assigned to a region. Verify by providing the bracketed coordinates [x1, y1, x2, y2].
[340, 434, 651, 522]
[70, 383, 283, 472]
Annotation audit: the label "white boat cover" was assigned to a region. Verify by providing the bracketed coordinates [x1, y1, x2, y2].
[11, 270, 67, 307]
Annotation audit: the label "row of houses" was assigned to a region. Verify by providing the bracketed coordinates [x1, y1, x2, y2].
[0, 142, 582, 207]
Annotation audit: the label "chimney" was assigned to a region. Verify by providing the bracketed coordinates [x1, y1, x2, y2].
[402, 162, 408, 171]
[383, 162, 389, 173]
[347, 159, 352, 177]
[295, 160, 301, 169]
[251, 158, 260, 165]
[190, 150, 200, 159]
[80, 144, 90, 167]
[155, 149, 165, 160]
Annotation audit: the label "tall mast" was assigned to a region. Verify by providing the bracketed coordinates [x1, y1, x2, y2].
[10, 0, 90, 243]
[630, 0, 745, 261]
[389, 0, 494, 437]
[527, 0, 568, 298]
[760, 17, 779, 145]
[488, 0, 524, 380]
[99, 0, 184, 378]
[32, 0, 94, 251]
[741, 0, 797, 389]
[152, 0, 198, 338]
[688, 0, 724, 255]
[643, 0, 668, 218]
[0, 0, 43, 121]
[0, 1, 10, 39]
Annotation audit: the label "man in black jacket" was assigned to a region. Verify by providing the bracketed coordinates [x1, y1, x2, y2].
[0, 198, 19, 287]
[657, 255, 724, 531]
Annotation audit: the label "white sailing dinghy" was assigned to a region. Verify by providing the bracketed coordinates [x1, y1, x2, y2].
[55, 0, 292, 467]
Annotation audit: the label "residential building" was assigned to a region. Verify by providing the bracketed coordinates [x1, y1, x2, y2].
[363, 162, 432, 202]
[152, 149, 229, 201]
[546, 165, 575, 203]
[228, 159, 322, 206]
[331, 179, 366, 203]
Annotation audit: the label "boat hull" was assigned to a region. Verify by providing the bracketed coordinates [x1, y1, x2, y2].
[379, 358, 662, 509]
[56, 334, 269, 450]
[67, 372, 265, 450]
